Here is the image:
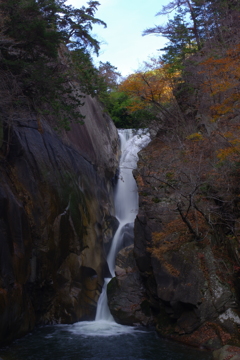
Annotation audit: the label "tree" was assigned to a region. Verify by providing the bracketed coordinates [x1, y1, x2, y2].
[100, 90, 156, 129]
[120, 64, 172, 108]
[119, 59, 185, 128]
[0, 0, 106, 130]
[144, 0, 201, 48]
[57, 1, 106, 54]
[0, 0, 62, 60]
[98, 61, 121, 91]
[143, 0, 203, 68]
[71, 48, 102, 97]
[137, 0, 240, 270]
[95, 62, 155, 128]
[161, 0, 202, 48]
[159, 13, 198, 69]
[139, 130, 240, 254]
[96, 61, 122, 107]
[200, 44, 240, 121]
[143, 0, 240, 70]
[0, 0, 106, 58]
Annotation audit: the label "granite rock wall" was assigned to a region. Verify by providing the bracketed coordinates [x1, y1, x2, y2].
[0, 95, 119, 345]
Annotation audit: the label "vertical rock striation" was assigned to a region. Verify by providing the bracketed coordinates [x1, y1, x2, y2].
[0, 95, 119, 345]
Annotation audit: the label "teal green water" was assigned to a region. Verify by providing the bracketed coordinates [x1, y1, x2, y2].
[0, 324, 212, 360]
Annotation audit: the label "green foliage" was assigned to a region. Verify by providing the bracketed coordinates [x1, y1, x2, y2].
[100, 90, 156, 129]
[71, 49, 107, 97]
[57, 1, 106, 54]
[160, 13, 198, 71]
[98, 61, 121, 90]
[1, 0, 61, 58]
[143, 0, 240, 73]
[101, 91, 133, 128]
[0, 0, 105, 130]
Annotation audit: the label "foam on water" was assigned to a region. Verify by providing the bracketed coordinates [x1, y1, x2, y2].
[67, 320, 143, 337]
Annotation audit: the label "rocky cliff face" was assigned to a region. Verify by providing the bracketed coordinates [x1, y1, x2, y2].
[108, 135, 240, 350]
[0, 95, 119, 345]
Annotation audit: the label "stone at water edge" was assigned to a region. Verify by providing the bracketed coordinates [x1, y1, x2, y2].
[213, 345, 240, 360]
[107, 245, 154, 326]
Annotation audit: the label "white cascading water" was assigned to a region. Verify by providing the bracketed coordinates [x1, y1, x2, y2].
[68, 129, 150, 337]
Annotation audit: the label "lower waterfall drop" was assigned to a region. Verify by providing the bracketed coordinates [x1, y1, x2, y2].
[95, 129, 150, 328]
[69, 129, 150, 336]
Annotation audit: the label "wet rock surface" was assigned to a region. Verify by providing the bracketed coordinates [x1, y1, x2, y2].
[0, 96, 119, 345]
[213, 345, 240, 360]
[107, 245, 154, 326]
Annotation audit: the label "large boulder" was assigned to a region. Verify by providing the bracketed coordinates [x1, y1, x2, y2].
[107, 245, 154, 326]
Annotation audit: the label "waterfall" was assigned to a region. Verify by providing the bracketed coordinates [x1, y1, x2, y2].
[95, 129, 150, 323]
[69, 129, 150, 336]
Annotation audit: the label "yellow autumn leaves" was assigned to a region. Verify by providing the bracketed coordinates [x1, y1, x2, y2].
[119, 62, 178, 112]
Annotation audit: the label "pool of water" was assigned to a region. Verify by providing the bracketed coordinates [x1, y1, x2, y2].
[0, 322, 212, 360]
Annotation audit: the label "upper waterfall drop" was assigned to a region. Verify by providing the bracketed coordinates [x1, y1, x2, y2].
[107, 129, 151, 276]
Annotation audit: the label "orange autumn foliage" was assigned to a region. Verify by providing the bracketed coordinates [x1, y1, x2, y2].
[119, 63, 176, 112]
[149, 212, 209, 276]
[200, 44, 240, 164]
[151, 210, 208, 249]
[200, 44, 240, 120]
[217, 131, 240, 161]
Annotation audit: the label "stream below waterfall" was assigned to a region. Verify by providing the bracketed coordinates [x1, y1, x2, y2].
[0, 130, 212, 360]
[0, 325, 212, 360]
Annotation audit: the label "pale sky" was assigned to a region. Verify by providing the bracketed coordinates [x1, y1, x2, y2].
[67, 0, 169, 77]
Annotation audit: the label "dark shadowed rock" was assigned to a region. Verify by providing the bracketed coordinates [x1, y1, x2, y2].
[213, 345, 240, 360]
[107, 245, 154, 326]
[132, 137, 240, 350]
[102, 215, 119, 258]
[0, 94, 119, 345]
